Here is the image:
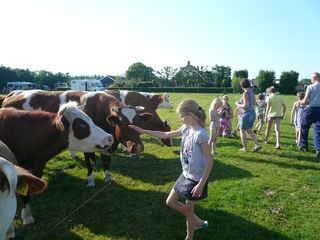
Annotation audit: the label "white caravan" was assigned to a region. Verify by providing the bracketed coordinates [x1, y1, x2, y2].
[71, 79, 104, 91]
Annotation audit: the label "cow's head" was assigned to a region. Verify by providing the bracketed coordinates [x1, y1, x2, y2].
[157, 93, 173, 109]
[0, 157, 47, 240]
[107, 105, 153, 153]
[0, 157, 17, 240]
[57, 102, 114, 153]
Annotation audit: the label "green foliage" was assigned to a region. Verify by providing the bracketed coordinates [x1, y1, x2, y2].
[0, 65, 69, 89]
[212, 64, 232, 87]
[126, 62, 156, 82]
[299, 78, 311, 85]
[256, 70, 276, 92]
[279, 71, 299, 94]
[107, 86, 233, 93]
[232, 70, 248, 93]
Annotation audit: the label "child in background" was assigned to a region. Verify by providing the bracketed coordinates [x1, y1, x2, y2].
[290, 92, 305, 146]
[220, 95, 234, 137]
[208, 98, 223, 155]
[129, 99, 212, 240]
[254, 93, 266, 135]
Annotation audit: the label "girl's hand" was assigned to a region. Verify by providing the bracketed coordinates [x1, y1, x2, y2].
[191, 183, 203, 198]
[129, 125, 144, 133]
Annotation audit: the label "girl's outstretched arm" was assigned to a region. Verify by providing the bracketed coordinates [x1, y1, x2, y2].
[129, 125, 181, 139]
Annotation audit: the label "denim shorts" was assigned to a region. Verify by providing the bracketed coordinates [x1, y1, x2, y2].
[173, 174, 208, 201]
[239, 110, 256, 130]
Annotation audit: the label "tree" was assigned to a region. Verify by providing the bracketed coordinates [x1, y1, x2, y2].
[126, 62, 157, 82]
[231, 70, 248, 93]
[255, 70, 275, 92]
[299, 78, 311, 85]
[279, 71, 299, 94]
[156, 66, 178, 87]
[212, 65, 231, 87]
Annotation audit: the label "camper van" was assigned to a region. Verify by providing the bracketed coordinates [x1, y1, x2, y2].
[6, 82, 40, 91]
[70, 79, 104, 91]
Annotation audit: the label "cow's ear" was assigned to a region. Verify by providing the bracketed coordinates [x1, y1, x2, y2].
[0, 158, 17, 197]
[106, 115, 120, 126]
[138, 113, 153, 125]
[15, 166, 47, 196]
[58, 106, 67, 116]
[54, 115, 65, 131]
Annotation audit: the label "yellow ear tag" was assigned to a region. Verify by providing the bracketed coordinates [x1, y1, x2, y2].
[16, 182, 29, 196]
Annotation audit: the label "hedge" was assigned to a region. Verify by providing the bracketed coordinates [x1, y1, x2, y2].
[106, 87, 233, 93]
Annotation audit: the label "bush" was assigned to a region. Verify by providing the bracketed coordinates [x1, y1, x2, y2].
[106, 87, 233, 93]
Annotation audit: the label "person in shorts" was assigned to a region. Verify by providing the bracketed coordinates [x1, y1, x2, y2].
[235, 78, 262, 152]
[129, 99, 212, 240]
[264, 86, 286, 149]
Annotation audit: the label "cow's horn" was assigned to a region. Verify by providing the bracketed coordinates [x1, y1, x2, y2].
[135, 106, 145, 111]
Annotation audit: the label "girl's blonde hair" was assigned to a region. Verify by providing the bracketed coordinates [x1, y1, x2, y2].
[209, 98, 223, 113]
[177, 99, 206, 127]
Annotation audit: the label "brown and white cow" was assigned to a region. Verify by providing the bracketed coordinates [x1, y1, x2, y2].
[0, 140, 47, 239]
[0, 101, 114, 224]
[106, 90, 172, 147]
[1, 90, 152, 186]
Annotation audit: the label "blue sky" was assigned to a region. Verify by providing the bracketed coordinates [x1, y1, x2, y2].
[0, 0, 318, 79]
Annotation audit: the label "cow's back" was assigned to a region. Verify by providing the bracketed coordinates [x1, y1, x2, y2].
[1, 90, 85, 112]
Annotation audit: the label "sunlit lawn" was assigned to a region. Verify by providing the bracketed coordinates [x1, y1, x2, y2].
[13, 93, 320, 240]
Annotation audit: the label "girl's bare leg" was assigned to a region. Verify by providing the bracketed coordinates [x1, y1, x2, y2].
[247, 128, 259, 146]
[274, 120, 281, 148]
[240, 129, 248, 150]
[185, 200, 196, 240]
[264, 119, 273, 143]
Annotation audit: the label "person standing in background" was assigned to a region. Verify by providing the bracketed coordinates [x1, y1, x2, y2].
[290, 92, 305, 147]
[264, 86, 286, 149]
[298, 72, 320, 159]
[253, 93, 266, 135]
[235, 78, 262, 152]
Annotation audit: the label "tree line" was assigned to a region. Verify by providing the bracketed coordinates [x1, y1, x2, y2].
[0, 63, 311, 94]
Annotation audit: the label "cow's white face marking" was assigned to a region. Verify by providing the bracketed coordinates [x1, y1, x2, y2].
[119, 90, 129, 104]
[60, 102, 113, 153]
[120, 108, 137, 124]
[59, 91, 70, 105]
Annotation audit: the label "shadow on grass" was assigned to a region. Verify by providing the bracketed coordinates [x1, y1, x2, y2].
[231, 152, 320, 171]
[109, 152, 253, 185]
[16, 177, 290, 240]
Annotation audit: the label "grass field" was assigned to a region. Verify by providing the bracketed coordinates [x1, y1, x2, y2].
[13, 93, 320, 240]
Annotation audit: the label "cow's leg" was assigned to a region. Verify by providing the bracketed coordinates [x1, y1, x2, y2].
[101, 153, 113, 183]
[69, 150, 77, 159]
[84, 152, 96, 187]
[20, 195, 34, 225]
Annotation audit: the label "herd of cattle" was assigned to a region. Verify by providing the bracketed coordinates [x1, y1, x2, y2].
[0, 89, 173, 240]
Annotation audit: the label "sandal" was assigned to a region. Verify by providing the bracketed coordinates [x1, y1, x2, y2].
[195, 220, 209, 231]
[253, 145, 262, 152]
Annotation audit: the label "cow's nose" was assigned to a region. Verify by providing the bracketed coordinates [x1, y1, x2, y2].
[128, 143, 144, 153]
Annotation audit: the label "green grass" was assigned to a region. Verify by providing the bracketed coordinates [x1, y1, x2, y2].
[14, 93, 320, 240]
